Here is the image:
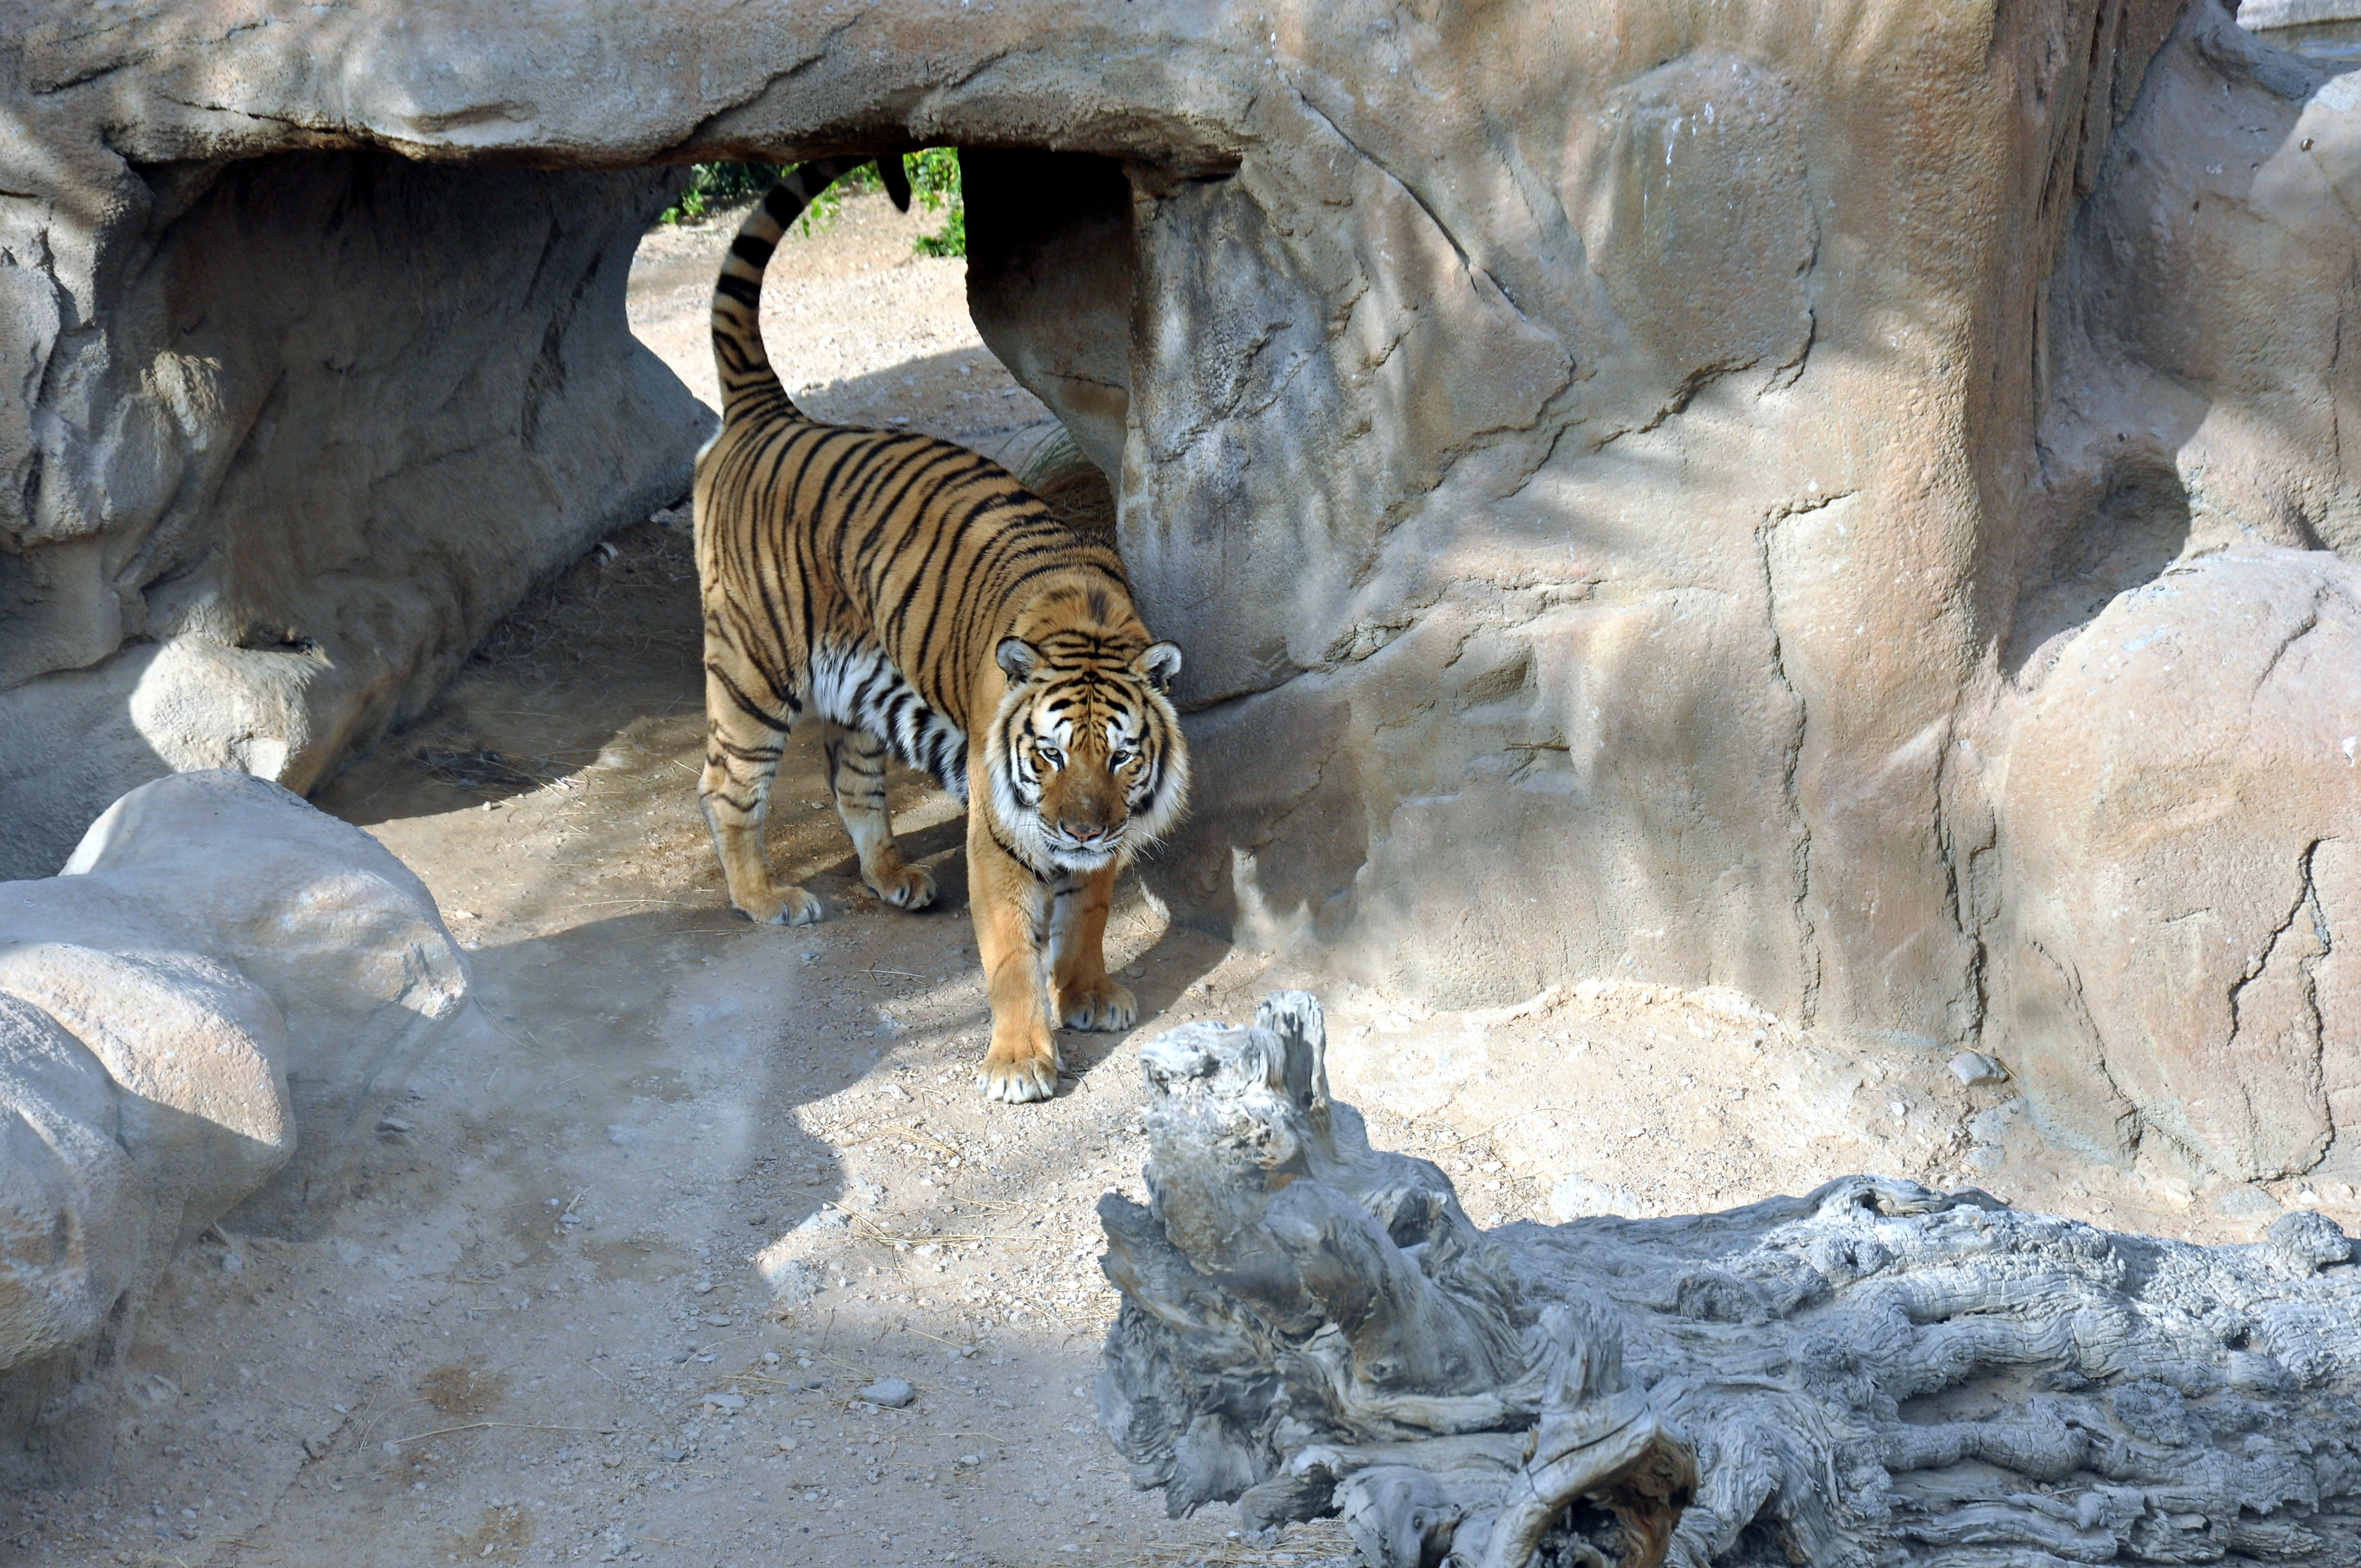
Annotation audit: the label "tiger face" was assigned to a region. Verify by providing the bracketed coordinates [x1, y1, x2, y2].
[987, 634, 1187, 876]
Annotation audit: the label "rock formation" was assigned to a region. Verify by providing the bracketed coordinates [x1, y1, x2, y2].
[0, 771, 468, 1479]
[1098, 995, 2361, 1566]
[0, 140, 704, 878]
[3, 0, 2357, 1181]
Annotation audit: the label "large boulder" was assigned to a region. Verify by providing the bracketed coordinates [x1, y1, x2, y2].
[1, 1, 2356, 1182]
[2000, 548, 2361, 1183]
[0, 771, 466, 1478]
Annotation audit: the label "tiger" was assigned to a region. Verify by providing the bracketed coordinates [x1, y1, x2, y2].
[694, 156, 1190, 1105]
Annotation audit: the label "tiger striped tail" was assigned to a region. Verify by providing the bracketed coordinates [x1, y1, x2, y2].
[709, 155, 916, 422]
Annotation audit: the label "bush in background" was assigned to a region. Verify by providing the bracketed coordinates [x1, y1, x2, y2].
[656, 149, 964, 257]
[905, 148, 965, 257]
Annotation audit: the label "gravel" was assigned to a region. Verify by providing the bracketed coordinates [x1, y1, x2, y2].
[857, 1378, 915, 1409]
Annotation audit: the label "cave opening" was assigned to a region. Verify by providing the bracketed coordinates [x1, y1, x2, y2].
[0, 140, 1167, 878]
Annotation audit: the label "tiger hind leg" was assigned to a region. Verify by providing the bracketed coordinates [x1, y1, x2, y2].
[699, 659, 823, 926]
[822, 722, 938, 911]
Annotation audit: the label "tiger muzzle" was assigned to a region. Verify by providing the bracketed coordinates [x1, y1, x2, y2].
[1051, 813, 1125, 854]
[1042, 775, 1129, 862]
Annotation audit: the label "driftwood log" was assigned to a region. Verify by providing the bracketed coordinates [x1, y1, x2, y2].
[1095, 994, 2361, 1567]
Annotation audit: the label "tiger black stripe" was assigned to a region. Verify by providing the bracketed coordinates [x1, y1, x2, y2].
[988, 823, 1052, 883]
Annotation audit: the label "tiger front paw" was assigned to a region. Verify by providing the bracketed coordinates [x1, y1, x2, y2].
[866, 861, 938, 912]
[730, 883, 824, 926]
[980, 1030, 1060, 1104]
[1056, 976, 1137, 1033]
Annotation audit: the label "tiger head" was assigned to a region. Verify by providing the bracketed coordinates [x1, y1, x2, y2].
[985, 624, 1188, 876]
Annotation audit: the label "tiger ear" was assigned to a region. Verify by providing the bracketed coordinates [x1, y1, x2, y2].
[1136, 641, 1183, 694]
[995, 637, 1042, 683]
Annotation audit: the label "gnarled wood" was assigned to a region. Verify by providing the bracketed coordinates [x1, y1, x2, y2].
[1096, 993, 2361, 1567]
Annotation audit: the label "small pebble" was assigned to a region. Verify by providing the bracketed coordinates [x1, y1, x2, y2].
[701, 1392, 747, 1412]
[1949, 1050, 2009, 1087]
[858, 1377, 915, 1409]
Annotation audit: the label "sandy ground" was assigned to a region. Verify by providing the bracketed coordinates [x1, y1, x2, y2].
[8, 192, 2357, 1568]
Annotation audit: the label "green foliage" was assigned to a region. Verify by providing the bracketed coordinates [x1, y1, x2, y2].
[912, 202, 967, 258]
[656, 150, 964, 258]
[789, 159, 883, 238]
[906, 148, 961, 204]
[656, 162, 782, 227]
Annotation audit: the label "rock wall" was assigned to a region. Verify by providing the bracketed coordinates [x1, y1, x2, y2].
[963, 150, 1138, 484]
[0, 771, 467, 1480]
[0, 139, 705, 877]
[3, 0, 2358, 1184]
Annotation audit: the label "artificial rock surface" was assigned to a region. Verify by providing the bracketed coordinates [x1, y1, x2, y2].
[2, 0, 2358, 1182]
[0, 144, 705, 878]
[0, 771, 467, 1478]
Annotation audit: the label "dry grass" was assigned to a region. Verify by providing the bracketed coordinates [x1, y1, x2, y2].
[420, 1363, 507, 1417]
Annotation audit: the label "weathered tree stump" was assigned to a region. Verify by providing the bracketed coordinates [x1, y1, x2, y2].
[1096, 993, 2361, 1567]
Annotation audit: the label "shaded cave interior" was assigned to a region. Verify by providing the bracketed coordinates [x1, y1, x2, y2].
[84, 140, 1178, 825]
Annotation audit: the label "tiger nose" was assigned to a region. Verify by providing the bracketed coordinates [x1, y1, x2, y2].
[1064, 821, 1105, 842]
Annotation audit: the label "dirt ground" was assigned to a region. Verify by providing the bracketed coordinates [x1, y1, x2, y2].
[7, 192, 2356, 1568]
